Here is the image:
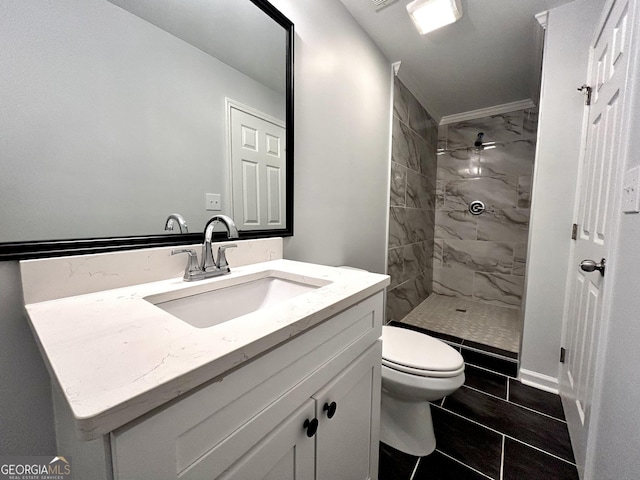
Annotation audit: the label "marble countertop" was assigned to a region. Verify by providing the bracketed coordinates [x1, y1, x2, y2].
[25, 259, 389, 440]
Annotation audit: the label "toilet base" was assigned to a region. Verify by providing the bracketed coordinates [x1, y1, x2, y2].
[380, 392, 436, 457]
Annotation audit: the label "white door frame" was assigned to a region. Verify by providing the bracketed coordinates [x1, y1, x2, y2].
[224, 98, 286, 222]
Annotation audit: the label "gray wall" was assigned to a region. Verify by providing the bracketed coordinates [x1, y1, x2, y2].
[273, 0, 392, 274]
[434, 108, 537, 308]
[0, 0, 391, 454]
[386, 78, 438, 321]
[0, 262, 55, 455]
[1, 0, 284, 242]
[520, 0, 599, 388]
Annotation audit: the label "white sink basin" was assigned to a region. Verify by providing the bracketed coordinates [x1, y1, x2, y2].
[145, 272, 328, 328]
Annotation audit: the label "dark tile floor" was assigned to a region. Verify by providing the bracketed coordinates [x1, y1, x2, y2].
[380, 323, 579, 480]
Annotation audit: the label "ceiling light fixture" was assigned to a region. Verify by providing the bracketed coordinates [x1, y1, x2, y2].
[406, 0, 463, 35]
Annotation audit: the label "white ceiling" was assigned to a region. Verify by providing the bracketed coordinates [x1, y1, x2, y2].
[339, 0, 576, 120]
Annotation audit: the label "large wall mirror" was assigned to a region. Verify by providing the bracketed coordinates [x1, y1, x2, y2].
[0, 0, 293, 259]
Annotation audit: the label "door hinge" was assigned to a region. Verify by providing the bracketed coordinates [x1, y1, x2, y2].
[577, 84, 592, 106]
[560, 347, 566, 363]
[571, 223, 578, 240]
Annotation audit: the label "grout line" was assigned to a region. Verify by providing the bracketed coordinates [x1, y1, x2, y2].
[465, 361, 517, 379]
[463, 384, 509, 402]
[500, 435, 505, 480]
[466, 362, 513, 379]
[409, 457, 420, 480]
[460, 344, 520, 363]
[431, 401, 506, 438]
[434, 449, 494, 480]
[431, 402, 574, 464]
[506, 377, 510, 400]
[461, 385, 567, 423]
[506, 436, 579, 467]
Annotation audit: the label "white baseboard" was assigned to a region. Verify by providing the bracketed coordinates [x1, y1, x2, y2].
[519, 368, 559, 394]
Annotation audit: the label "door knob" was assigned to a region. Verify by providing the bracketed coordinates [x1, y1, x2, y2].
[580, 258, 605, 276]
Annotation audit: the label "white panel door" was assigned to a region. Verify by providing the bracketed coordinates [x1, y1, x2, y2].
[560, 0, 632, 471]
[230, 107, 286, 231]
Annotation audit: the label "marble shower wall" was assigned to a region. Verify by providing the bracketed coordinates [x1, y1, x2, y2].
[386, 78, 438, 322]
[434, 108, 538, 308]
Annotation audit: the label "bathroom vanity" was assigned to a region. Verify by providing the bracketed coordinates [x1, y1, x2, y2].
[21, 239, 389, 479]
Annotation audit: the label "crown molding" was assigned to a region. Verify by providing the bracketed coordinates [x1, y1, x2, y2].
[439, 99, 536, 125]
[535, 11, 549, 29]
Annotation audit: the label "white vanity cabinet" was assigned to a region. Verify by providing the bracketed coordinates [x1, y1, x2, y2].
[107, 292, 383, 480]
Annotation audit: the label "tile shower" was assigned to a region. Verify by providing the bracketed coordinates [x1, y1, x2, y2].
[386, 78, 539, 354]
[386, 78, 439, 323]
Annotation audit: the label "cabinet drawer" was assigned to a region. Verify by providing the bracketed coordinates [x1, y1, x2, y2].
[111, 292, 383, 480]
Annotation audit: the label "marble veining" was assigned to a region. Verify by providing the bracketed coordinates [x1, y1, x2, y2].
[437, 141, 536, 181]
[407, 173, 433, 210]
[445, 176, 518, 210]
[474, 272, 524, 307]
[433, 267, 474, 298]
[513, 243, 528, 276]
[434, 240, 443, 267]
[477, 209, 530, 243]
[443, 240, 513, 274]
[435, 210, 477, 240]
[23, 259, 389, 439]
[393, 77, 411, 125]
[387, 77, 438, 322]
[21, 238, 283, 304]
[433, 107, 537, 312]
[517, 175, 532, 208]
[444, 111, 525, 150]
[388, 247, 403, 289]
[390, 162, 407, 207]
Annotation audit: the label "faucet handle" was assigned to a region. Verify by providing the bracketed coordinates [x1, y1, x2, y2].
[216, 244, 237, 270]
[171, 249, 202, 281]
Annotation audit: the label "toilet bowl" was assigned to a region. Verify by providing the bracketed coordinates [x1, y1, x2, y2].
[380, 325, 465, 456]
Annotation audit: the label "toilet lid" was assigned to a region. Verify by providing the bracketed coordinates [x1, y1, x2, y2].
[382, 326, 464, 377]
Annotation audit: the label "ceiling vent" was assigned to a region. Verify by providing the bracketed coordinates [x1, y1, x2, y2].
[371, 0, 399, 10]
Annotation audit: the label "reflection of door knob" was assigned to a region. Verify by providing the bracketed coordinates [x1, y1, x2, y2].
[580, 258, 606, 276]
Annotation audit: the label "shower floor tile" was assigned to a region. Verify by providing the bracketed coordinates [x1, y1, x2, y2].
[399, 293, 521, 353]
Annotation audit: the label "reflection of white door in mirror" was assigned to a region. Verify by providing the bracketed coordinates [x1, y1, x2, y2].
[228, 101, 286, 231]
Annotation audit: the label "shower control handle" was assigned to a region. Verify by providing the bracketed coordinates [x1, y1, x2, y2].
[580, 258, 605, 276]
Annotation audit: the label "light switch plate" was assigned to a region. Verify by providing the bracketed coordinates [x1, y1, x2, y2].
[205, 193, 222, 211]
[622, 167, 640, 214]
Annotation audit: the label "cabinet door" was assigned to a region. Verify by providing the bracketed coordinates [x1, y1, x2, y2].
[313, 342, 382, 480]
[218, 400, 316, 480]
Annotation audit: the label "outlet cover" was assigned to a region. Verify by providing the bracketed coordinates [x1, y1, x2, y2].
[622, 167, 640, 214]
[205, 193, 222, 211]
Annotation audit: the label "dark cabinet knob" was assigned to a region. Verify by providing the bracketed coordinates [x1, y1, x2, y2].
[323, 401, 337, 419]
[303, 418, 319, 437]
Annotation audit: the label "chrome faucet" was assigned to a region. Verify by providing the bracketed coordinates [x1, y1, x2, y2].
[201, 214, 239, 272]
[171, 215, 238, 282]
[164, 213, 189, 233]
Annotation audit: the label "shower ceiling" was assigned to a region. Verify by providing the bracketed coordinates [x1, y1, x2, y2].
[339, 0, 577, 120]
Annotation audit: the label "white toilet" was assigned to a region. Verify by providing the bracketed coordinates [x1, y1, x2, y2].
[380, 325, 465, 456]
